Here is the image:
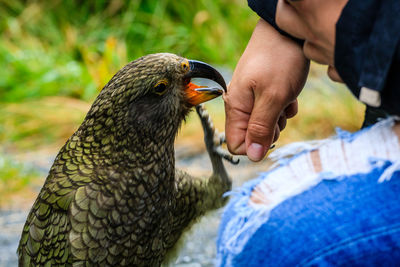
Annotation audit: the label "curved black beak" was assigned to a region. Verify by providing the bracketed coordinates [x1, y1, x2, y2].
[183, 60, 226, 106]
[185, 60, 227, 92]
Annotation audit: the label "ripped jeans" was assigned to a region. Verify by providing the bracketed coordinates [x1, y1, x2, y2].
[217, 118, 400, 266]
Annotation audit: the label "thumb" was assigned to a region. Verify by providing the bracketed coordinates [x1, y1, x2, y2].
[245, 94, 282, 161]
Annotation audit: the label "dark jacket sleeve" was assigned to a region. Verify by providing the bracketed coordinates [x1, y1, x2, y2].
[248, 0, 302, 43]
[248, 0, 279, 34]
[335, 0, 400, 116]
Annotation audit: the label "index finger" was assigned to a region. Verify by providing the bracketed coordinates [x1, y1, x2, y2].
[224, 90, 252, 155]
[245, 88, 286, 161]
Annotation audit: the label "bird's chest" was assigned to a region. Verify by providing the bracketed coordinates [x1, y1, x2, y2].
[95, 165, 176, 263]
[113, 170, 174, 229]
[109, 186, 175, 265]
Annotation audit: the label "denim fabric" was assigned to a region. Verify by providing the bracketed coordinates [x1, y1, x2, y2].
[217, 166, 400, 266]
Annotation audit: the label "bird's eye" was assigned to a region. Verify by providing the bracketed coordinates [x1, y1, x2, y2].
[153, 80, 169, 95]
[181, 61, 189, 72]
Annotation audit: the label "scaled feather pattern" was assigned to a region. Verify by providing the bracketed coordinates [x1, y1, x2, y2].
[18, 53, 232, 266]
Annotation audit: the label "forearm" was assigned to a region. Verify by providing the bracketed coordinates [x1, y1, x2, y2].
[242, 19, 309, 108]
[225, 18, 309, 161]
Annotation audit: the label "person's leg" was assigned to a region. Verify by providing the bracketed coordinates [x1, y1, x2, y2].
[217, 119, 400, 266]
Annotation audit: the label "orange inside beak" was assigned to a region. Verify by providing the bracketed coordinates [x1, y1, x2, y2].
[184, 82, 223, 106]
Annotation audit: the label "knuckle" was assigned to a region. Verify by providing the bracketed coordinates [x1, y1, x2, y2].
[225, 131, 246, 155]
[248, 78, 257, 90]
[265, 89, 291, 107]
[248, 122, 274, 141]
[273, 90, 290, 105]
[226, 144, 238, 155]
[227, 142, 245, 155]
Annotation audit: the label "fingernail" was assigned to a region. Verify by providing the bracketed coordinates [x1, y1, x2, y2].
[247, 143, 265, 162]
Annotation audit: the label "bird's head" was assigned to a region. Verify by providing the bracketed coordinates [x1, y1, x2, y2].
[82, 53, 226, 146]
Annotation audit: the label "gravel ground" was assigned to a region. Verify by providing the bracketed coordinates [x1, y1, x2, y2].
[0, 210, 27, 267]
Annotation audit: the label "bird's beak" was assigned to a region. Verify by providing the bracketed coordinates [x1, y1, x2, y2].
[184, 60, 227, 106]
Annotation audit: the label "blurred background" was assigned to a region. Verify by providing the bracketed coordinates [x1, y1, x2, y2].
[0, 0, 365, 265]
[0, 0, 365, 207]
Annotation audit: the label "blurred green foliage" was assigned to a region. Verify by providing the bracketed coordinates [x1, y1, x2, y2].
[0, 0, 258, 198]
[0, 0, 365, 200]
[0, 0, 256, 102]
[0, 152, 37, 187]
[0, 151, 40, 206]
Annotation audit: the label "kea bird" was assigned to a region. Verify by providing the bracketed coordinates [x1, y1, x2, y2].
[18, 53, 235, 266]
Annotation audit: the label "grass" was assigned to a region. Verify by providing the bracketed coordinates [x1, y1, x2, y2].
[0, 0, 366, 204]
[0, 97, 89, 150]
[279, 64, 365, 143]
[0, 151, 42, 208]
[0, 0, 256, 102]
[0, 0, 257, 203]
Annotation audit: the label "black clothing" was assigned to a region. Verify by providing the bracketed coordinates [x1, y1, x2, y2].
[248, 0, 400, 122]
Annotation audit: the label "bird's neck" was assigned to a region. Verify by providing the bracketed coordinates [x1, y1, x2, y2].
[109, 132, 177, 199]
[70, 124, 178, 186]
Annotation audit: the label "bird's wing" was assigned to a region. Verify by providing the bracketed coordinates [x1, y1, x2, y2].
[68, 182, 117, 264]
[18, 172, 117, 266]
[17, 171, 80, 266]
[18, 141, 96, 266]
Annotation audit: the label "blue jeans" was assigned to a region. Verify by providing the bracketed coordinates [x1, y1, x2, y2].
[216, 119, 400, 266]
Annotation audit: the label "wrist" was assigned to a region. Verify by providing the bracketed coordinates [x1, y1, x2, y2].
[252, 18, 304, 53]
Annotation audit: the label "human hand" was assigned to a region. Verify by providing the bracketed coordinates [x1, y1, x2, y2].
[224, 19, 309, 162]
[276, 0, 348, 82]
